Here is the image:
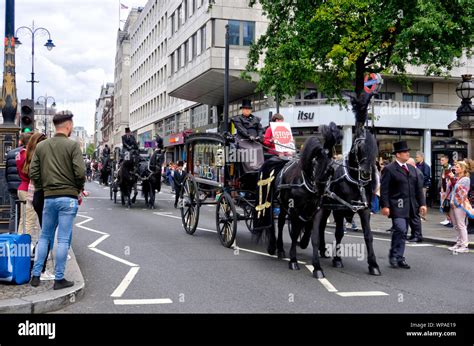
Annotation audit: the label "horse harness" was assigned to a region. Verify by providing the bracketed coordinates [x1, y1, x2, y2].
[322, 137, 373, 213]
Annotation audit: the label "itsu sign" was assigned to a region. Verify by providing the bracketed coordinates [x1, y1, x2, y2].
[270, 122, 296, 154]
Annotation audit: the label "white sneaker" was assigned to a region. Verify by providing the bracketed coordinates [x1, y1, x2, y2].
[40, 270, 55, 281]
[440, 219, 449, 225]
[448, 244, 460, 251]
[454, 247, 470, 254]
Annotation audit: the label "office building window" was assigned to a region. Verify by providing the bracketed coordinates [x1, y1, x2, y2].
[192, 33, 197, 59]
[184, 0, 188, 22]
[178, 5, 182, 28]
[171, 13, 175, 35]
[201, 25, 207, 52]
[228, 21, 255, 46]
[184, 40, 189, 65]
[191, 105, 208, 128]
[374, 92, 395, 101]
[243, 21, 255, 46]
[177, 47, 181, 70]
[228, 20, 240, 45]
[402, 93, 429, 103]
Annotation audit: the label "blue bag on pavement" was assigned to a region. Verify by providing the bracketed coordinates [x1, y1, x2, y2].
[0, 201, 31, 285]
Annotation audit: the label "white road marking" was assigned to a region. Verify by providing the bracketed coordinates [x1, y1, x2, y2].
[406, 243, 433, 247]
[89, 248, 139, 267]
[76, 215, 108, 235]
[75, 215, 172, 305]
[113, 299, 173, 305]
[88, 234, 110, 249]
[153, 212, 181, 220]
[111, 267, 140, 298]
[336, 291, 389, 297]
[103, 187, 109, 190]
[152, 210, 388, 298]
[305, 265, 338, 292]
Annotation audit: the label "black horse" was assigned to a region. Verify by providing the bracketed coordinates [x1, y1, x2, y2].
[118, 150, 139, 208]
[258, 122, 342, 271]
[140, 149, 164, 209]
[311, 94, 381, 278]
[100, 156, 112, 186]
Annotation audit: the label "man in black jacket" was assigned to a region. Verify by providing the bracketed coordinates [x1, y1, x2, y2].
[122, 128, 139, 152]
[415, 151, 431, 205]
[173, 161, 186, 208]
[4, 133, 32, 232]
[380, 141, 427, 269]
[232, 100, 264, 171]
[232, 100, 264, 141]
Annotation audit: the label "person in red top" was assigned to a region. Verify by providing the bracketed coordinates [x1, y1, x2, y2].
[16, 132, 45, 245]
[263, 113, 284, 156]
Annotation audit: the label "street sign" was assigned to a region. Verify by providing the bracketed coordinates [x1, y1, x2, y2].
[364, 73, 383, 94]
[270, 122, 296, 154]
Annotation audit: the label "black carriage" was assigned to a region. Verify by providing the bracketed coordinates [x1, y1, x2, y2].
[180, 132, 284, 248]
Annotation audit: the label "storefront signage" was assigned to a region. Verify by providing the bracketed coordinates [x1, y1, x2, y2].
[376, 128, 400, 136]
[401, 129, 423, 136]
[297, 111, 315, 121]
[432, 130, 452, 137]
[164, 133, 185, 147]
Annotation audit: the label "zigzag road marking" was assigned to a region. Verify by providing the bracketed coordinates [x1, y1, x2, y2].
[75, 214, 173, 305]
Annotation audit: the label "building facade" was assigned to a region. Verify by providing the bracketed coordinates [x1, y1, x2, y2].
[128, 0, 267, 162]
[71, 126, 93, 155]
[113, 9, 140, 149]
[34, 103, 56, 137]
[94, 83, 114, 151]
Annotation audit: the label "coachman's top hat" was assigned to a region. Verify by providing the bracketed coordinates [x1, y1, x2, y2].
[392, 141, 410, 154]
[240, 99, 253, 109]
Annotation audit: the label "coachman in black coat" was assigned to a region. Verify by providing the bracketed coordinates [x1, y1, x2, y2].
[380, 141, 426, 269]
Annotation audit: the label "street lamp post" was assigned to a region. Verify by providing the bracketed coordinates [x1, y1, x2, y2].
[449, 74, 474, 158]
[14, 22, 55, 103]
[36, 95, 56, 137]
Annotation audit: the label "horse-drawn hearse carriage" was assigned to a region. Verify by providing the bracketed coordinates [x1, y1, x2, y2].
[178, 94, 382, 279]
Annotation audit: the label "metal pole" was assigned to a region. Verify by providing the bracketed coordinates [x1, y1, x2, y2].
[276, 93, 280, 114]
[44, 98, 47, 137]
[31, 27, 35, 102]
[223, 24, 229, 133]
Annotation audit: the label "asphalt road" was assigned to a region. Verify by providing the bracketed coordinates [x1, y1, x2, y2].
[56, 181, 474, 313]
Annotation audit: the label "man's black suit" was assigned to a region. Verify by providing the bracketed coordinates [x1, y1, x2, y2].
[380, 161, 426, 261]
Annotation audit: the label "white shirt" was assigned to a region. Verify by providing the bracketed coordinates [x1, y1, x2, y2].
[395, 159, 409, 171]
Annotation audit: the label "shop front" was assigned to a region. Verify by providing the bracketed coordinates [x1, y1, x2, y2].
[164, 132, 186, 164]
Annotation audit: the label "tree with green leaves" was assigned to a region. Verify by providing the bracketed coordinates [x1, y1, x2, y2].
[86, 143, 95, 158]
[245, 0, 474, 102]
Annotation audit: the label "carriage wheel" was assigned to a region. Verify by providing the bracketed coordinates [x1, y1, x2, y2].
[242, 203, 256, 234]
[216, 192, 238, 248]
[180, 175, 200, 235]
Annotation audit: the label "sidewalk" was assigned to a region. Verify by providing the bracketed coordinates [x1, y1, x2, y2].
[328, 208, 474, 249]
[0, 249, 84, 313]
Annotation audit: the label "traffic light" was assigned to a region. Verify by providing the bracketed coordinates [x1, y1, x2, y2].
[20, 99, 34, 133]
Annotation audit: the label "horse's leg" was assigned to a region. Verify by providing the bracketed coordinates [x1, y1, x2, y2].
[358, 209, 381, 276]
[143, 182, 149, 207]
[332, 210, 346, 268]
[318, 209, 332, 258]
[150, 181, 156, 209]
[276, 208, 286, 259]
[131, 182, 138, 204]
[311, 209, 325, 278]
[288, 217, 302, 270]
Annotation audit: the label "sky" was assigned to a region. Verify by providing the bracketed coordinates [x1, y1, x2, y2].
[0, 0, 148, 135]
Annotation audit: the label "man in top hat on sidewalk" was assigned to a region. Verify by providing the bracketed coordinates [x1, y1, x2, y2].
[380, 141, 427, 269]
[232, 100, 264, 171]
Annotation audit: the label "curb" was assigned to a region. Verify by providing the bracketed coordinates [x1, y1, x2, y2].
[0, 249, 85, 314]
[326, 224, 474, 249]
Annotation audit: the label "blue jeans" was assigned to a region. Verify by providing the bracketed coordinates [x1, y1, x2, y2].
[32, 197, 78, 280]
